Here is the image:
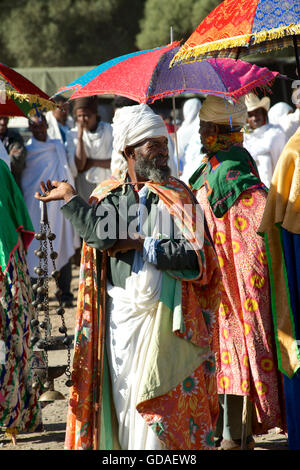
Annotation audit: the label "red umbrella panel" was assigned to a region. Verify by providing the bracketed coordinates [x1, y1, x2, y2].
[0, 63, 56, 117]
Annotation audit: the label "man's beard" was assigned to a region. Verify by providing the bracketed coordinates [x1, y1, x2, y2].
[135, 153, 171, 183]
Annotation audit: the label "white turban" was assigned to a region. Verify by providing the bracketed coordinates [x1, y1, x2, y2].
[199, 95, 247, 127]
[112, 103, 168, 153]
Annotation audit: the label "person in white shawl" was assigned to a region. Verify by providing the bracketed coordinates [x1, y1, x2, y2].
[66, 96, 113, 202]
[46, 95, 73, 144]
[243, 93, 286, 188]
[277, 88, 300, 141]
[177, 98, 202, 173]
[21, 114, 78, 307]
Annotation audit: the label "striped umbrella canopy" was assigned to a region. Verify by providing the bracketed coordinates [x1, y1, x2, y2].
[171, 0, 300, 68]
[56, 42, 281, 104]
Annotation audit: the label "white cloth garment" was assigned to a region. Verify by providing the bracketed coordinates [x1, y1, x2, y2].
[279, 108, 300, 141]
[46, 111, 73, 143]
[180, 133, 205, 184]
[243, 123, 286, 188]
[268, 102, 293, 127]
[0, 139, 10, 169]
[21, 137, 78, 277]
[106, 194, 173, 450]
[177, 98, 201, 169]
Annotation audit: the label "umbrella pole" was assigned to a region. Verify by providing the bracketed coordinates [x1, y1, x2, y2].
[293, 36, 300, 78]
[172, 97, 180, 178]
[170, 26, 180, 178]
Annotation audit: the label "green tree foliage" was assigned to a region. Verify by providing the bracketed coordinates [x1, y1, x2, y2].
[136, 0, 223, 49]
[0, 0, 24, 65]
[1, 0, 146, 67]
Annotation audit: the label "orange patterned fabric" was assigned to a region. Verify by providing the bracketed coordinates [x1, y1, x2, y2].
[180, 0, 258, 51]
[138, 360, 219, 450]
[65, 177, 221, 450]
[64, 242, 99, 450]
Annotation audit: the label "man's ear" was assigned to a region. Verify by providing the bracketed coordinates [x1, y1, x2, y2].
[124, 145, 136, 161]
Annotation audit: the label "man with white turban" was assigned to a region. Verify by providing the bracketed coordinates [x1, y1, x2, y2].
[189, 95, 285, 450]
[110, 102, 178, 178]
[35, 103, 222, 451]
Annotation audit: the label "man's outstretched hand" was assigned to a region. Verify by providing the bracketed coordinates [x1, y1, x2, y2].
[34, 180, 77, 203]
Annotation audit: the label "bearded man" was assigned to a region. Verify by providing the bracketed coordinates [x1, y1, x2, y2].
[35, 103, 221, 451]
[189, 95, 285, 450]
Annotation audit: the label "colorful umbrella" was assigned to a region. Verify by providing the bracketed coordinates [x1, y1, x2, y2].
[171, 0, 300, 68]
[0, 62, 56, 117]
[56, 41, 281, 104]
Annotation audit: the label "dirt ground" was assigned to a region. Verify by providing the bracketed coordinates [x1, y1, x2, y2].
[0, 265, 290, 452]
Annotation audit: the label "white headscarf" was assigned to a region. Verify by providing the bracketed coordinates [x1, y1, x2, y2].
[113, 103, 168, 152]
[111, 103, 169, 176]
[181, 98, 202, 127]
[268, 102, 293, 126]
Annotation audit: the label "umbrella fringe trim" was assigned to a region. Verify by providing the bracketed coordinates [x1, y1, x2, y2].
[5, 89, 56, 112]
[144, 73, 277, 103]
[170, 23, 300, 66]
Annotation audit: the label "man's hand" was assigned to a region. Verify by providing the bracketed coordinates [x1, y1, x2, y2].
[34, 180, 77, 203]
[77, 121, 84, 140]
[107, 235, 144, 257]
[9, 144, 23, 157]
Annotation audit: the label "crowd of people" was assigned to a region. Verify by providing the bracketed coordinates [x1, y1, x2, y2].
[0, 86, 300, 451]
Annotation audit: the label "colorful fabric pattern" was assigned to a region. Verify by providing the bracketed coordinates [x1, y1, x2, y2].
[171, 0, 300, 64]
[189, 146, 264, 218]
[0, 239, 42, 433]
[137, 358, 219, 450]
[0, 159, 35, 274]
[65, 177, 221, 450]
[195, 186, 284, 432]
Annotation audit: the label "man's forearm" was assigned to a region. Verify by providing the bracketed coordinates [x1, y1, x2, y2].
[84, 158, 111, 170]
[61, 195, 116, 251]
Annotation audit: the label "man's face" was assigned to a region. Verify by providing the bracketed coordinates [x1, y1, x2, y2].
[75, 108, 97, 131]
[0, 116, 9, 136]
[247, 107, 266, 130]
[133, 136, 171, 183]
[53, 101, 69, 124]
[29, 117, 48, 142]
